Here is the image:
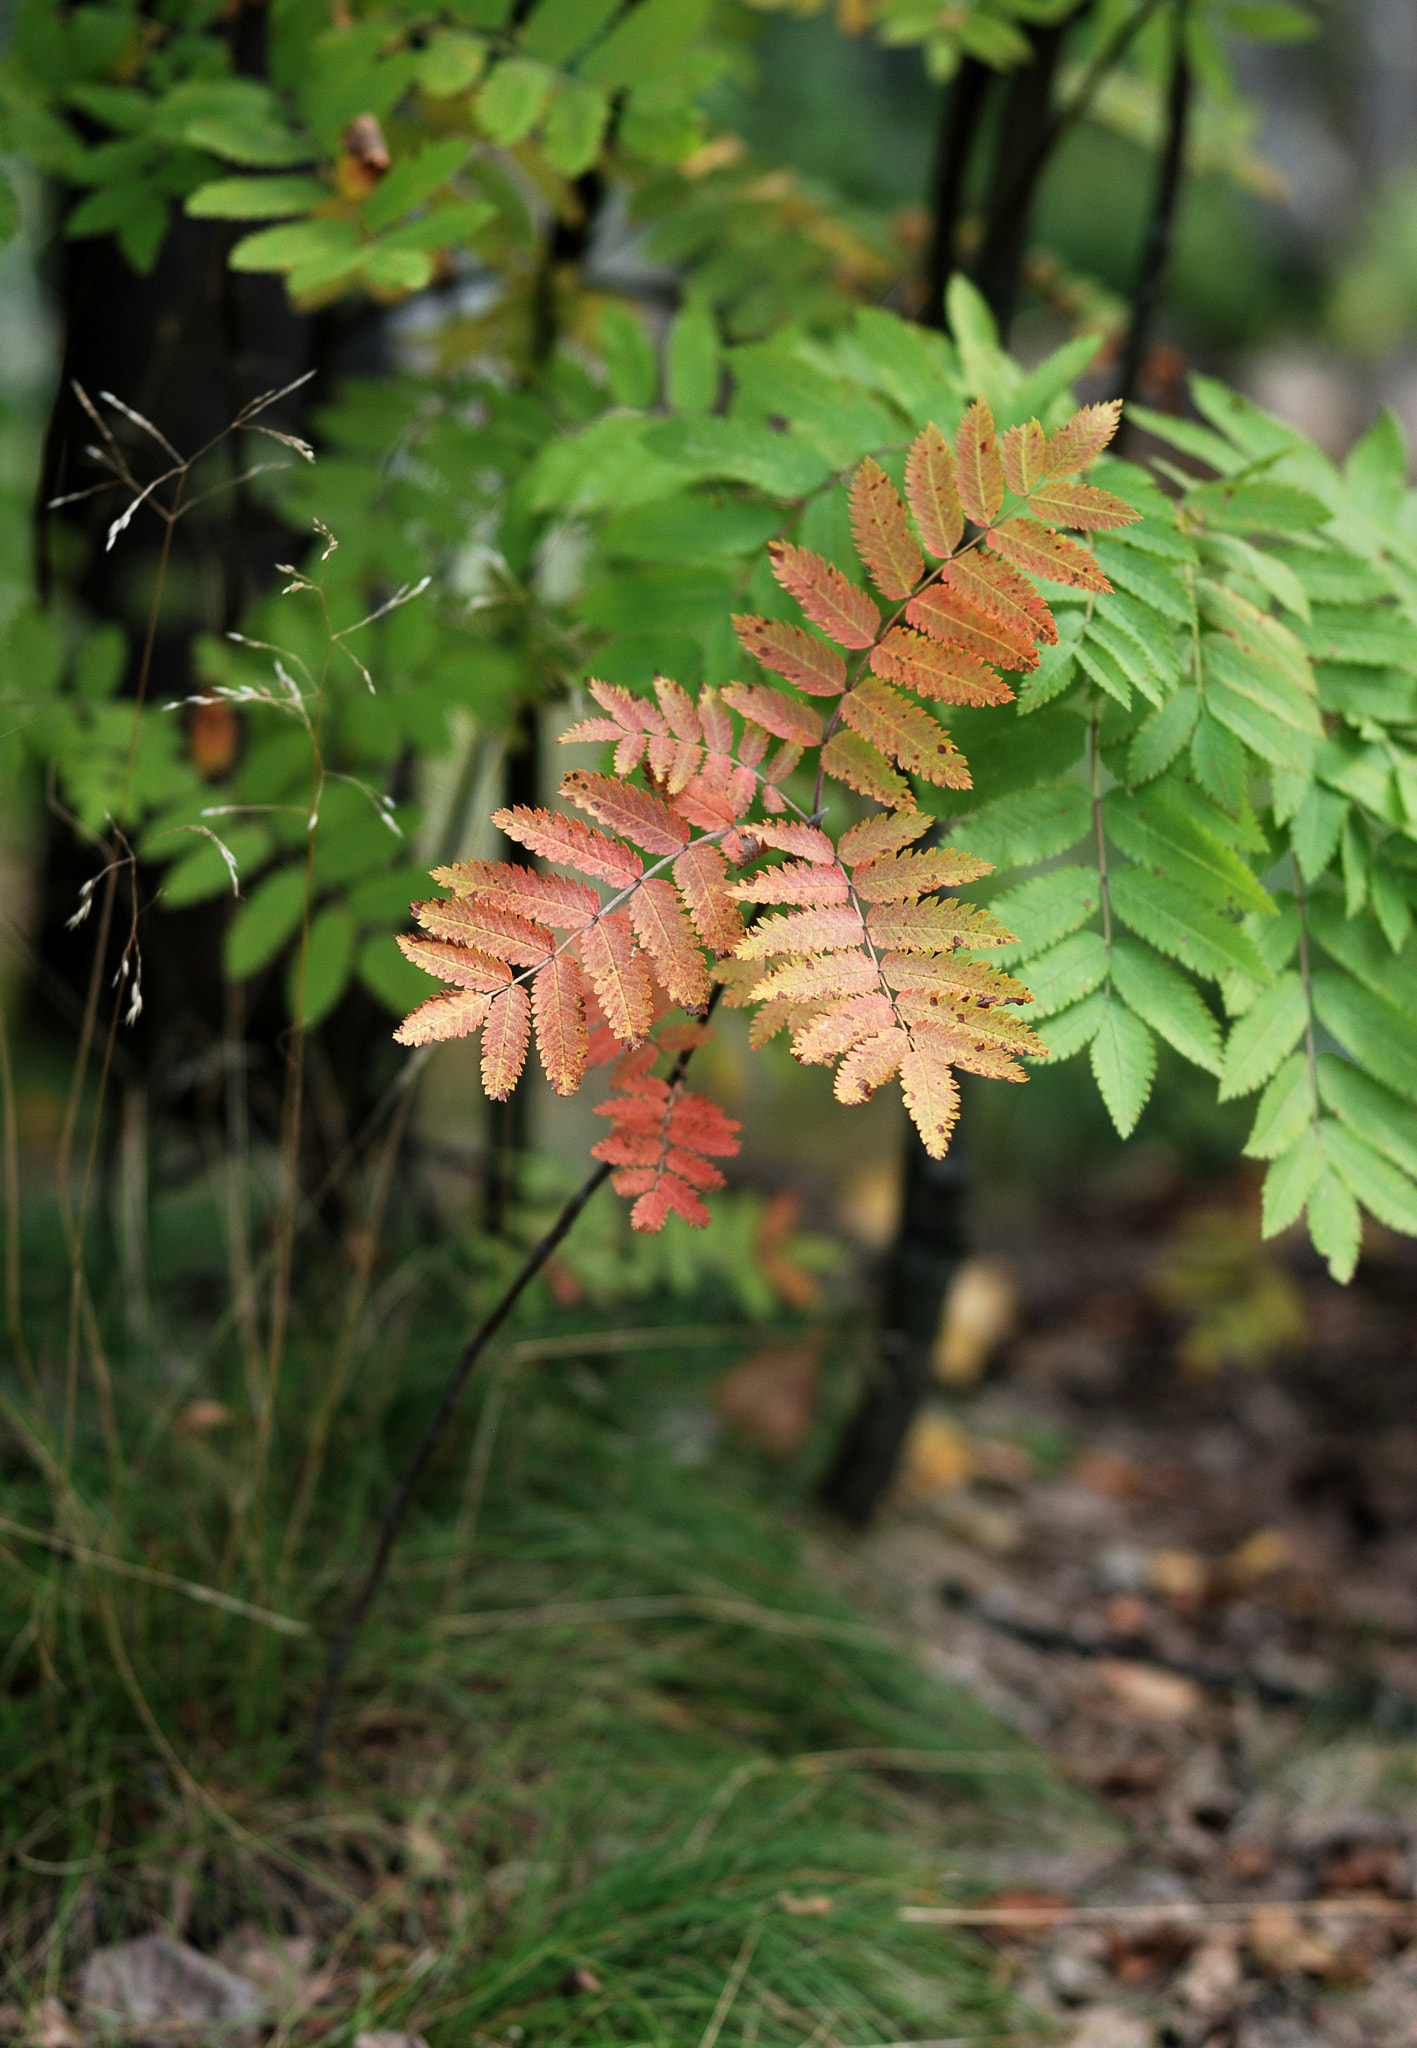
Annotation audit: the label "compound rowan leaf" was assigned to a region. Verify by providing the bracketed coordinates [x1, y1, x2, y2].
[732, 614, 847, 697]
[768, 541, 880, 650]
[719, 681, 822, 746]
[751, 951, 879, 1007]
[868, 899, 1015, 952]
[736, 905, 867, 960]
[851, 847, 993, 900]
[838, 809, 932, 865]
[792, 992, 896, 1063]
[1000, 417, 1046, 495]
[631, 877, 710, 1010]
[414, 895, 554, 966]
[533, 954, 588, 1095]
[752, 821, 836, 862]
[674, 841, 744, 953]
[396, 935, 514, 989]
[393, 987, 495, 1047]
[821, 729, 911, 806]
[653, 675, 700, 741]
[579, 909, 654, 1041]
[429, 860, 601, 928]
[1025, 478, 1140, 531]
[494, 805, 643, 886]
[850, 456, 924, 599]
[905, 421, 964, 559]
[840, 678, 971, 789]
[730, 861, 851, 907]
[1043, 399, 1122, 477]
[561, 770, 690, 856]
[899, 1034, 961, 1156]
[881, 953, 1031, 1006]
[956, 397, 1005, 527]
[482, 983, 531, 1099]
[871, 624, 1012, 706]
[942, 547, 1056, 647]
[835, 1027, 909, 1105]
[987, 517, 1111, 592]
[907, 583, 1039, 672]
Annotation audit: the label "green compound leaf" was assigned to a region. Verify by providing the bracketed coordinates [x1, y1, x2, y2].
[225, 865, 308, 980]
[1307, 1162, 1362, 1283]
[1261, 1124, 1323, 1237]
[1322, 1120, 1417, 1237]
[1021, 930, 1109, 1018]
[1108, 939, 1222, 1075]
[990, 866, 1101, 962]
[1316, 1054, 1417, 1181]
[289, 905, 356, 1027]
[1108, 867, 1272, 988]
[1035, 989, 1108, 1062]
[186, 176, 329, 220]
[1218, 970, 1308, 1100]
[1090, 994, 1156, 1138]
[1243, 1051, 1314, 1161]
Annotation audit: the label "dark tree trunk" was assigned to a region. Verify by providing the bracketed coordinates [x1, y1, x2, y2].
[1116, 0, 1192, 430]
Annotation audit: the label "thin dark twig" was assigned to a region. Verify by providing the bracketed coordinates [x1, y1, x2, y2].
[1116, 0, 1192, 430]
[304, 1017, 717, 1784]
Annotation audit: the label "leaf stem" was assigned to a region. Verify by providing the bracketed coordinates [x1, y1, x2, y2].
[1292, 856, 1322, 1129]
[303, 1008, 718, 1785]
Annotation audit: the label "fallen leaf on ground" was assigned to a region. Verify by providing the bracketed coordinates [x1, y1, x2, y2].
[1071, 1449, 1148, 1499]
[1095, 1660, 1202, 1725]
[901, 1412, 974, 1494]
[1221, 1526, 1292, 1591]
[80, 1936, 265, 2039]
[20, 2001, 78, 2048]
[1148, 1549, 1208, 1607]
[933, 1258, 1017, 1385]
[1172, 1931, 1242, 2017]
[1067, 2006, 1153, 2048]
[1244, 1905, 1346, 1979]
[214, 1927, 317, 2013]
[713, 1342, 820, 1457]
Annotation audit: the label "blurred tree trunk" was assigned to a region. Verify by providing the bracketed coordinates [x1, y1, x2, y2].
[821, 16, 1088, 1525]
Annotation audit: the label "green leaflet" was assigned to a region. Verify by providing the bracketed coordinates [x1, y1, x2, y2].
[668, 304, 720, 415]
[1091, 540, 1195, 624]
[1090, 995, 1156, 1138]
[186, 176, 330, 220]
[1016, 613, 1083, 714]
[599, 304, 658, 410]
[1035, 990, 1107, 1061]
[529, 415, 686, 512]
[1108, 939, 1222, 1075]
[1108, 866, 1272, 988]
[1310, 970, 1417, 1103]
[224, 866, 308, 980]
[1245, 897, 1299, 974]
[288, 905, 356, 1027]
[541, 76, 610, 176]
[1322, 1120, 1417, 1236]
[1076, 631, 1132, 709]
[1201, 635, 1321, 775]
[952, 781, 1092, 868]
[1289, 783, 1347, 883]
[1301, 608, 1417, 669]
[361, 138, 470, 230]
[358, 931, 435, 1015]
[1307, 894, 1417, 1014]
[1103, 786, 1273, 916]
[599, 495, 781, 564]
[1128, 686, 1199, 786]
[1189, 477, 1331, 534]
[1094, 590, 1181, 694]
[1317, 1055, 1417, 1181]
[1243, 1051, 1313, 1160]
[415, 32, 489, 96]
[989, 866, 1100, 961]
[1190, 711, 1249, 814]
[161, 823, 271, 907]
[518, 0, 623, 65]
[1307, 1165, 1362, 1283]
[1261, 1125, 1323, 1237]
[1217, 970, 1307, 1099]
[1202, 534, 1310, 622]
[476, 57, 556, 143]
[1371, 862, 1412, 954]
[1019, 931, 1109, 1018]
[1344, 408, 1409, 519]
[644, 417, 833, 499]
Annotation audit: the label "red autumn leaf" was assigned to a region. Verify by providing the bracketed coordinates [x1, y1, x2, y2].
[482, 982, 532, 1099]
[768, 541, 880, 650]
[986, 517, 1111, 592]
[1042, 399, 1123, 477]
[870, 624, 1013, 706]
[955, 397, 1005, 527]
[905, 421, 964, 559]
[849, 456, 924, 599]
[561, 770, 690, 858]
[719, 681, 823, 747]
[733, 615, 847, 697]
[532, 954, 588, 1096]
[493, 805, 643, 887]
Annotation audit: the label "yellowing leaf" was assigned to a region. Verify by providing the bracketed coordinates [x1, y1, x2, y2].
[955, 397, 1005, 527]
[482, 983, 532, 1099]
[840, 679, 970, 789]
[905, 421, 964, 559]
[849, 456, 923, 599]
[769, 540, 880, 650]
[986, 517, 1110, 592]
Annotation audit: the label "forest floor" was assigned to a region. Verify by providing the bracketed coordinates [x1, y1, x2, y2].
[827, 1166, 1417, 2048]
